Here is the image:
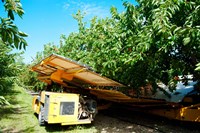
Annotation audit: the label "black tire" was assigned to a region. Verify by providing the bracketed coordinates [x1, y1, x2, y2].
[38, 105, 45, 126]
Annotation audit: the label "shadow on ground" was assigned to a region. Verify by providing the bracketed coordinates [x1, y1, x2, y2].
[44, 124, 94, 132]
[101, 106, 200, 133]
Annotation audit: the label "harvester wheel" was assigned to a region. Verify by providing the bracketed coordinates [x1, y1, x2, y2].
[38, 105, 45, 126]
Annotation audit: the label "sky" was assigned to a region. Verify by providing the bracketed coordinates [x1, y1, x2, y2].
[0, 0, 137, 63]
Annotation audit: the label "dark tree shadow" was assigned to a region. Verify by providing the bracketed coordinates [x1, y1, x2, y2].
[45, 123, 94, 132]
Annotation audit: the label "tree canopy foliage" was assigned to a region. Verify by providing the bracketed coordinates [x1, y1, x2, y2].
[0, 0, 27, 103]
[0, 0, 28, 49]
[58, 0, 200, 89]
[0, 42, 21, 93]
[29, 0, 200, 92]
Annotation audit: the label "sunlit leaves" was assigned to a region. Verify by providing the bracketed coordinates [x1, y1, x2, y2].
[4, 0, 24, 20]
[0, 96, 10, 106]
[29, 0, 200, 92]
[0, 42, 22, 93]
[0, 0, 27, 106]
[195, 63, 200, 71]
[0, 0, 27, 50]
[0, 18, 28, 49]
[58, 0, 199, 90]
[183, 37, 191, 45]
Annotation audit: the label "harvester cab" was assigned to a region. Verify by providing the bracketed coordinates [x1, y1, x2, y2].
[31, 54, 200, 126]
[31, 54, 124, 126]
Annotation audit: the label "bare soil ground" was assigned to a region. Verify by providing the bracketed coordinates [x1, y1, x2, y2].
[93, 113, 159, 133]
[95, 107, 200, 133]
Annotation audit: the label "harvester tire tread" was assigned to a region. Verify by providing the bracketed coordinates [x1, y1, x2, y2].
[38, 105, 45, 126]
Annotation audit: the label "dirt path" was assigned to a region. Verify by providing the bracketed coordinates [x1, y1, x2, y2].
[93, 113, 159, 133]
[98, 108, 200, 133]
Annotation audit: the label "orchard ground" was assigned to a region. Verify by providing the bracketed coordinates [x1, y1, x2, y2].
[0, 85, 200, 133]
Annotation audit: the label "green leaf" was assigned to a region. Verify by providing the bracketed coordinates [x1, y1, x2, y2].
[183, 37, 191, 45]
[8, 10, 14, 20]
[14, 35, 20, 47]
[0, 96, 10, 106]
[195, 63, 200, 71]
[18, 31, 28, 37]
[173, 26, 181, 34]
[195, 66, 200, 71]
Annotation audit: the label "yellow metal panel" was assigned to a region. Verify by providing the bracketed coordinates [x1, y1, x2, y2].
[40, 91, 46, 103]
[50, 69, 63, 83]
[74, 71, 124, 86]
[145, 108, 181, 120]
[180, 108, 200, 122]
[31, 54, 125, 87]
[61, 119, 91, 125]
[89, 88, 167, 104]
[143, 105, 200, 122]
[50, 57, 80, 69]
[47, 93, 80, 124]
[32, 96, 40, 114]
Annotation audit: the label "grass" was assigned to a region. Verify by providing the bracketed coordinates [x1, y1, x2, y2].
[0, 85, 97, 133]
